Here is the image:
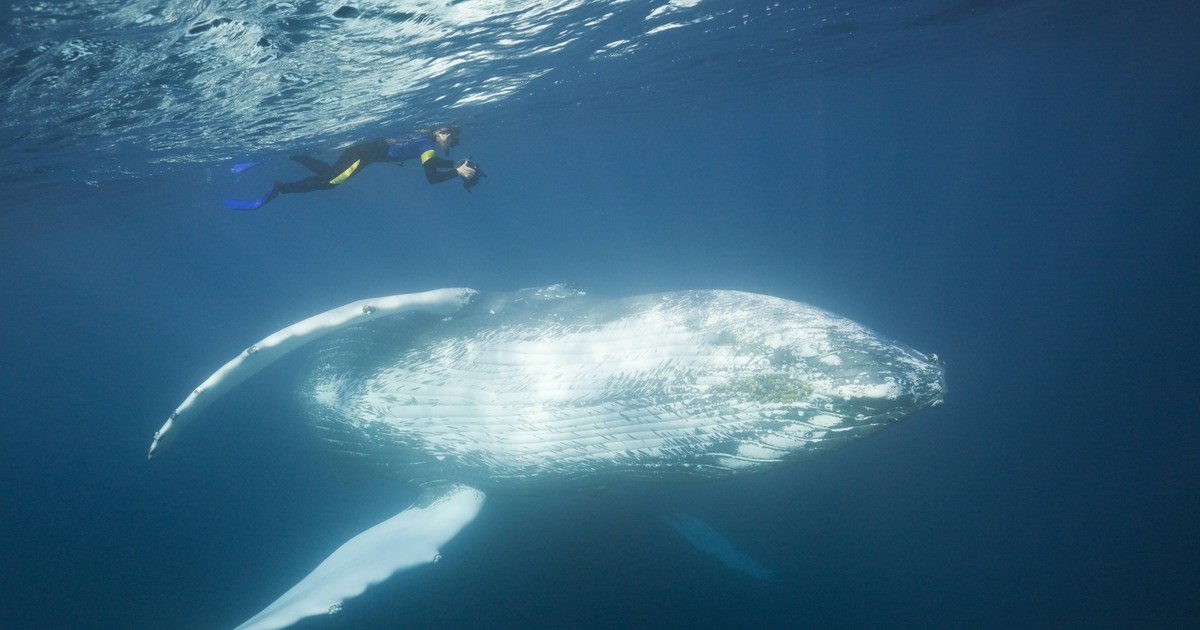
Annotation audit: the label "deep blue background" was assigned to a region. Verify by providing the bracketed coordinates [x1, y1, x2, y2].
[1, 5, 1198, 629]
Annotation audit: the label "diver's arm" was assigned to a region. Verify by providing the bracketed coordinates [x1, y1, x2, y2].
[422, 156, 460, 184]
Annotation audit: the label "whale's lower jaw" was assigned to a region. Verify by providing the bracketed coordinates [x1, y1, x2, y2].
[300, 290, 946, 488]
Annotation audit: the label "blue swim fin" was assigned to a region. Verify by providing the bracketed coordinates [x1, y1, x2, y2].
[231, 160, 264, 174]
[224, 188, 279, 211]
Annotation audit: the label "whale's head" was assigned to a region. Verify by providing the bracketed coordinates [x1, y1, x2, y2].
[677, 292, 947, 470]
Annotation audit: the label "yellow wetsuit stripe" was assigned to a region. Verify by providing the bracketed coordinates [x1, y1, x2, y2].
[419, 149, 436, 164]
[328, 159, 361, 185]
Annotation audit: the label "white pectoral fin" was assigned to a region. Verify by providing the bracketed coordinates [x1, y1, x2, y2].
[235, 484, 487, 630]
[148, 288, 477, 458]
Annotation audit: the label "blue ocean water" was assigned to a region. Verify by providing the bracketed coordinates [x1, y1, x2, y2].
[2, 1, 1198, 628]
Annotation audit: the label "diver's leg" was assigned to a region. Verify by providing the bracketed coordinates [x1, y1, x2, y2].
[291, 155, 335, 177]
[226, 163, 334, 209]
[276, 176, 333, 194]
[283, 143, 372, 193]
[326, 144, 370, 174]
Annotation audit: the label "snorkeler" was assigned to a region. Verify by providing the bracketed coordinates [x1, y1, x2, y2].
[224, 125, 486, 210]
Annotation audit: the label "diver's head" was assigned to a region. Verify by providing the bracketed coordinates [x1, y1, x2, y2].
[433, 125, 461, 155]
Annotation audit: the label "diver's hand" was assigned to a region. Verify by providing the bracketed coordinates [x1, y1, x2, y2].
[455, 161, 477, 180]
[456, 158, 486, 192]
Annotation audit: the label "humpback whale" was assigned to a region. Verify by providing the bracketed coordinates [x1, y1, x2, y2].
[149, 285, 945, 629]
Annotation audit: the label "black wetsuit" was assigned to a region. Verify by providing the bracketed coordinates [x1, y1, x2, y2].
[276, 136, 458, 194]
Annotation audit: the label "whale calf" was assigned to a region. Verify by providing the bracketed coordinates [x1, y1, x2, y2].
[149, 285, 945, 629]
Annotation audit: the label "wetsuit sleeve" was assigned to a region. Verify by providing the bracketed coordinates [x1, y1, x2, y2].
[421, 154, 460, 184]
